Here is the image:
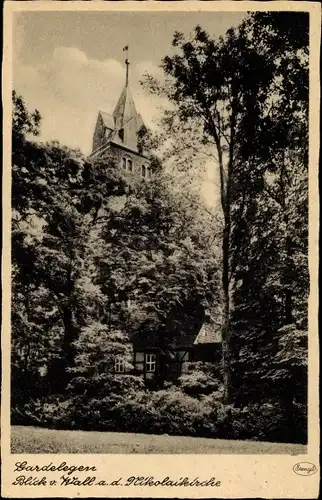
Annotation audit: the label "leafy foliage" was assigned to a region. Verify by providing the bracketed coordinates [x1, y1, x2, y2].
[11, 91, 221, 397]
[141, 12, 308, 440]
[228, 15, 308, 426]
[178, 362, 222, 397]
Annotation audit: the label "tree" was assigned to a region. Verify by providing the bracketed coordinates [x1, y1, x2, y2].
[228, 13, 309, 415]
[67, 322, 139, 399]
[142, 12, 309, 404]
[142, 19, 279, 401]
[11, 93, 129, 388]
[12, 91, 222, 395]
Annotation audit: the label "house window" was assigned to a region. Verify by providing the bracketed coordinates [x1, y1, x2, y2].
[115, 357, 125, 373]
[141, 164, 146, 178]
[145, 353, 156, 372]
[121, 157, 127, 170]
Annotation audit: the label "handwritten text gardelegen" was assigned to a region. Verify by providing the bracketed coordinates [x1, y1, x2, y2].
[13, 461, 221, 488]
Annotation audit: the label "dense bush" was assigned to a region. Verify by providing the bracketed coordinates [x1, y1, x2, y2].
[11, 396, 74, 429]
[12, 390, 306, 443]
[212, 402, 306, 444]
[114, 389, 217, 436]
[178, 370, 222, 397]
[63, 374, 146, 431]
[67, 373, 144, 399]
[12, 373, 306, 443]
[12, 385, 218, 436]
[65, 387, 217, 436]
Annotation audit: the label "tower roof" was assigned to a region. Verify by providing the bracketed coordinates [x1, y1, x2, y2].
[91, 48, 147, 156]
[112, 85, 138, 130]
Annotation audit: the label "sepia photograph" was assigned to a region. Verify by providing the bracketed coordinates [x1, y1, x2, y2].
[1, 4, 320, 497]
[7, 4, 314, 456]
[2, 1, 320, 497]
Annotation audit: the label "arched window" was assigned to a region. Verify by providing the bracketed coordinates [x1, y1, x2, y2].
[127, 158, 133, 173]
[142, 164, 151, 179]
[121, 156, 133, 173]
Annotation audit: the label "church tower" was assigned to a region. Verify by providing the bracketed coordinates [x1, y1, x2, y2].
[90, 49, 151, 179]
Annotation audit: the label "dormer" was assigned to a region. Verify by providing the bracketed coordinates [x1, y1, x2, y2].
[92, 111, 114, 152]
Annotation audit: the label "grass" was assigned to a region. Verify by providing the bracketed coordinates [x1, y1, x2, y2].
[11, 426, 306, 454]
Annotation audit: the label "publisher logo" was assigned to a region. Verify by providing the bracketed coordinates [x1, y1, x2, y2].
[293, 462, 317, 476]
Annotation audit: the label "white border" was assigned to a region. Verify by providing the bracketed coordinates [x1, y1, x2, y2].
[2, 2, 320, 498]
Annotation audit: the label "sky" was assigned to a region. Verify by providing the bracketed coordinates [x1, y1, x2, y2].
[13, 10, 246, 206]
[13, 10, 245, 153]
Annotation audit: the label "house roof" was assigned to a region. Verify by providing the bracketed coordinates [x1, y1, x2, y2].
[132, 321, 222, 351]
[194, 322, 222, 344]
[132, 330, 197, 351]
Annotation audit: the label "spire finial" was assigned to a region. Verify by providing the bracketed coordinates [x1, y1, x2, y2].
[123, 45, 129, 86]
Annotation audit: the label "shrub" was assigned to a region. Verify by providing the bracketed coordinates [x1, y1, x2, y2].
[113, 389, 216, 436]
[11, 396, 74, 429]
[178, 370, 221, 396]
[67, 373, 144, 398]
[214, 402, 302, 442]
[64, 374, 146, 431]
[292, 401, 307, 444]
[12, 376, 306, 444]
[148, 390, 205, 434]
[186, 360, 223, 380]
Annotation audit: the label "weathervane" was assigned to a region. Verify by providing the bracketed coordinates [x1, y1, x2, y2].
[123, 45, 130, 86]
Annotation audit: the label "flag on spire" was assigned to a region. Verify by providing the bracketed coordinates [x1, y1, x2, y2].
[123, 45, 129, 51]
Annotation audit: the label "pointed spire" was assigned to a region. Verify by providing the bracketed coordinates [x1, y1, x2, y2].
[113, 86, 138, 130]
[92, 45, 147, 155]
[113, 46, 138, 130]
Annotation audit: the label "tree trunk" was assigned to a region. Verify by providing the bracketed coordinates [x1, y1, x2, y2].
[49, 304, 78, 390]
[280, 154, 294, 326]
[222, 223, 231, 404]
[62, 305, 77, 367]
[282, 388, 296, 443]
[284, 230, 294, 325]
[205, 104, 235, 404]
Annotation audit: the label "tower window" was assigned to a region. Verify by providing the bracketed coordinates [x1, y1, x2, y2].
[127, 158, 133, 173]
[145, 353, 156, 373]
[142, 164, 151, 179]
[118, 128, 124, 141]
[121, 156, 133, 173]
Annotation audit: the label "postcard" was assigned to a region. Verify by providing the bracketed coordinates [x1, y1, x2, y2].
[1, 1, 320, 498]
